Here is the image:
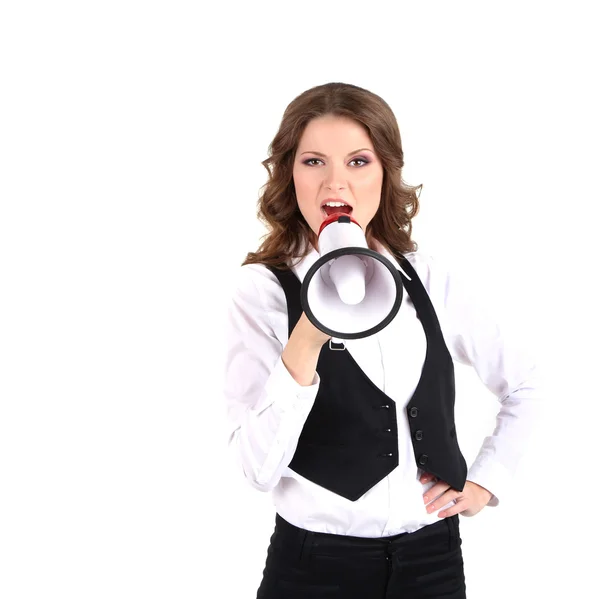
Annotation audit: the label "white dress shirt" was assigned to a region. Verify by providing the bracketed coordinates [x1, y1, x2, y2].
[222, 241, 544, 537]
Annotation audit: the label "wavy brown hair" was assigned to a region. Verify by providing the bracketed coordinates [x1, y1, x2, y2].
[242, 82, 421, 268]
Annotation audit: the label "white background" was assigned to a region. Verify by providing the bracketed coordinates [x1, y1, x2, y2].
[1, 1, 598, 597]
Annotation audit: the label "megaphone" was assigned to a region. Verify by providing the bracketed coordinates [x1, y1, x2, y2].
[300, 213, 405, 341]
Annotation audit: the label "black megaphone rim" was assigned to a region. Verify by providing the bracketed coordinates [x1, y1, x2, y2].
[300, 247, 404, 340]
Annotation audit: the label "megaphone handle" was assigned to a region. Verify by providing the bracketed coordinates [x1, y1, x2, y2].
[329, 337, 346, 351]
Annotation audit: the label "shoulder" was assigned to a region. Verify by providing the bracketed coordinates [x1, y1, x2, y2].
[400, 249, 475, 310]
[229, 262, 287, 313]
[402, 249, 434, 272]
[401, 249, 447, 290]
[233, 262, 280, 292]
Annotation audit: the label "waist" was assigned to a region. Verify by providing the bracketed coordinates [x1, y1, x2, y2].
[274, 512, 452, 555]
[271, 464, 455, 536]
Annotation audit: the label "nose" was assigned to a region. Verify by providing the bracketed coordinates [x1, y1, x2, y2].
[323, 161, 347, 191]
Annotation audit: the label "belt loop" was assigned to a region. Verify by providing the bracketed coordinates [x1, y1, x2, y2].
[299, 530, 315, 562]
[446, 514, 458, 552]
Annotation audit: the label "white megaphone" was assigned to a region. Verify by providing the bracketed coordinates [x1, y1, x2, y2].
[300, 213, 405, 343]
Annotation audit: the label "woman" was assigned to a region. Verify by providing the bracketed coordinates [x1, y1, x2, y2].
[223, 82, 542, 598]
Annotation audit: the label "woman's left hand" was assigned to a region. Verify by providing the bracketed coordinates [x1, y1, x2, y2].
[420, 473, 493, 518]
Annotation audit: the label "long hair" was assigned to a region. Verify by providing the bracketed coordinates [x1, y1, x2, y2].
[242, 82, 421, 268]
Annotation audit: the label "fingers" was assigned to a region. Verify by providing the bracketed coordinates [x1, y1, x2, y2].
[437, 503, 460, 518]
[422, 479, 451, 505]
[425, 490, 459, 514]
[419, 475, 487, 519]
[423, 483, 460, 514]
[420, 472, 436, 484]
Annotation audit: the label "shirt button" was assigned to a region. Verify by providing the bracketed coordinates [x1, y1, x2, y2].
[415, 430, 423, 441]
[409, 407, 418, 418]
[418, 454, 428, 466]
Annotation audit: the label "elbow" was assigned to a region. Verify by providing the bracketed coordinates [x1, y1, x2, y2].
[238, 458, 283, 493]
[228, 435, 282, 493]
[244, 468, 279, 493]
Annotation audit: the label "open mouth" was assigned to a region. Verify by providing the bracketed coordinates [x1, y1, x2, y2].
[321, 203, 353, 218]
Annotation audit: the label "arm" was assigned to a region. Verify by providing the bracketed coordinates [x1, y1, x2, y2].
[422, 253, 547, 507]
[223, 264, 330, 492]
[282, 312, 330, 386]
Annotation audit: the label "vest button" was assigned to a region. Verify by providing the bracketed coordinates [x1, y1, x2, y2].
[384, 428, 392, 433]
[409, 407, 419, 418]
[418, 454, 428, 465]
[380, 404, 390, 409]
[415, 430, 423, 441]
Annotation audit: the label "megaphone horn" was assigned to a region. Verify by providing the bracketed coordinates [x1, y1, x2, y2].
[300, 214, 404, 341]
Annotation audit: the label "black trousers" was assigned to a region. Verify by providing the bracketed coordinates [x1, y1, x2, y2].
[256, 514, 467, 598]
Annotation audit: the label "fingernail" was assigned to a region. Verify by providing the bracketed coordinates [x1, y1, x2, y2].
[423, 495, 429, 503]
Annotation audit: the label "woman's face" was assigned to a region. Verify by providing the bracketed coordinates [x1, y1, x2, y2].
[292, 115, 384, 242]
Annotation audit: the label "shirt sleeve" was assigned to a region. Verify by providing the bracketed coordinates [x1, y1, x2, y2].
[222, 264, 321, 492]
[419, 252, 547, 507]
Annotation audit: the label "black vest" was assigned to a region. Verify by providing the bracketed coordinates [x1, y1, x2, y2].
[267, 254, 467, 502]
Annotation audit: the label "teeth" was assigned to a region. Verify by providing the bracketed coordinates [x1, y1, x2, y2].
[323, 202, 349, 208]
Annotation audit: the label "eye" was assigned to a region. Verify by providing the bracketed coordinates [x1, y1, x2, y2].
[302, 157, 370, 167]
[350, 157, 369, 167]
[304, 158, 323, 166]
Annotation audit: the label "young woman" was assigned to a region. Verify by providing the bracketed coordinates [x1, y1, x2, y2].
[223, 82, 542, 598]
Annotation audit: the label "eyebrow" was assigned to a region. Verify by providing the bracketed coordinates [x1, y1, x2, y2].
[300, 148, 374, 157]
